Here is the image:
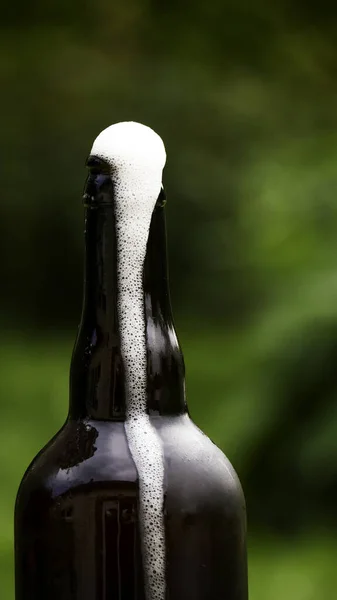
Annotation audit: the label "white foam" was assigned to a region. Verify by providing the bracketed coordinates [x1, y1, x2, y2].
[90, 122, 166, 600]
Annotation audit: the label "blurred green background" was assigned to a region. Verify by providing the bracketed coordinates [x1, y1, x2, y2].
[2, 2, 337, 598]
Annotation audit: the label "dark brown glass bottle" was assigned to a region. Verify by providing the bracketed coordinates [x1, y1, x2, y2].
[14, 125, 248, 600]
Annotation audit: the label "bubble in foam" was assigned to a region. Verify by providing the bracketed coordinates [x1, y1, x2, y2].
[90, 122, 166, 600]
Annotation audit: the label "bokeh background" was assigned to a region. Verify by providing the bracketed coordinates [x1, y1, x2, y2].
[2, 2, 337, 598]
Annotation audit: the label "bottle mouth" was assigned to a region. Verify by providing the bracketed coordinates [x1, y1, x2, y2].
[84, 155, 167, 209]
[85, 155, 111, 174]
[83, 156, 114, 208]
[156, 186, 167, 208]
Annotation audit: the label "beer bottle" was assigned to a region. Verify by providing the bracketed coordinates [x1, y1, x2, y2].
[15, 122, 248, 600]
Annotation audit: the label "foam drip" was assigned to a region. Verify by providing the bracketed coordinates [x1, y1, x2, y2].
[90, 122, 167, 600]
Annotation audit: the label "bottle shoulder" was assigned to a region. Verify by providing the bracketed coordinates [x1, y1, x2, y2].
[153, 414, 246, 513]
[16, 415, 245, 520]
[16, 419, 138, 505]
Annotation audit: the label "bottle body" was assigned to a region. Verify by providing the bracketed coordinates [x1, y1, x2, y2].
[15, 415, 247, 600]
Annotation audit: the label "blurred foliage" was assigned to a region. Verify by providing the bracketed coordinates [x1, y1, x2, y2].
[2, 2, 337, 327]
[2, 1, 337, 598]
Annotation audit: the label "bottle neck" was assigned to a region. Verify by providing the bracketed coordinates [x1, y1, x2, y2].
[69, 168, 186, 421]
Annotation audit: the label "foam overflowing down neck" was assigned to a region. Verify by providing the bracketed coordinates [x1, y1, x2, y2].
[90, 121, 167, 600]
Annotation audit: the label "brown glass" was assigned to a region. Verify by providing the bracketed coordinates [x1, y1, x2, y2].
[14, 159, 248, 600]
